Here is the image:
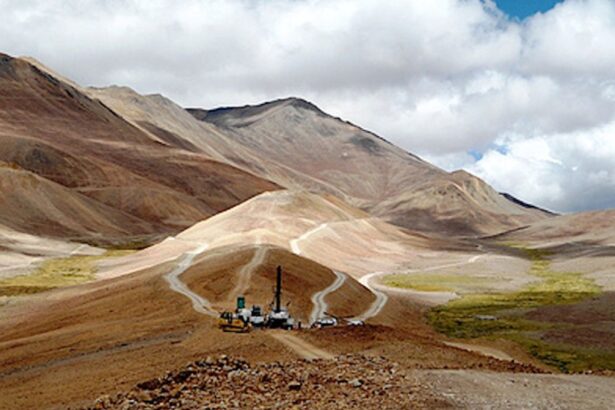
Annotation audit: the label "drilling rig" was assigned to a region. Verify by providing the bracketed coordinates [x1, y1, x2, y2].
[218, 265, 295, 332]
[266, 265, 295, 330]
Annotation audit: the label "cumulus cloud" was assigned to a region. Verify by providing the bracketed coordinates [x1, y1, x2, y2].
[0, 0, 614, 212]
[468, 122, 615, 212]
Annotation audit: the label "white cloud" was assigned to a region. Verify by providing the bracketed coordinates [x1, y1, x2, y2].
[466, 122, 615, 213]
[0, 0, 614, 212]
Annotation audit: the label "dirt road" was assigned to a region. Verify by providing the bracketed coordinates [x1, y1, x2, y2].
[444, 341, 513, 361]
[309, 270, 346, 324]
[227, 246, 268, 303]
[352, 271, 389, 321]
[163, 244, 217, 317]
[269, 332, 334, 360]
[290, 223, 328, 255]
[416, 369, 615, 409]
[351, 250, 494, 320]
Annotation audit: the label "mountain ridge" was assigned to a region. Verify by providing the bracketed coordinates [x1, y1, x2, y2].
[185, 97, 552, 236]
[0, 53, 279, 245]
[2, 51, 553, 238]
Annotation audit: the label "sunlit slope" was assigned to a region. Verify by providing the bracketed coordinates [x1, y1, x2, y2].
[189, 99, 552, 235]
[99, 190, 430, 280]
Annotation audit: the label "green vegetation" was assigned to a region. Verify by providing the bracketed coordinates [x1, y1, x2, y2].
[423, 246, 606, 372]
[508, 334, 615, 373]
[0, 250, 134, 296]
[383, 273, 502, 293]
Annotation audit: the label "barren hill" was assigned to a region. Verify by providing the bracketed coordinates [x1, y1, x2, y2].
[496, 209, 615, 246]
[0, 53, 277, 245]
[0, 224, 377, 409]
[187, 98, 553, 236]
[82, 82, 553, 236]
[373, 170, 550, 235]
[99, 190, 428, 281]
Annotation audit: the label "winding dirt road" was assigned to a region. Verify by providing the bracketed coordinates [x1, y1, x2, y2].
[352, 272, 389, 321]
[164, 244, 217, 317]
[162, 237, 334, 361]
[290, 222, 389, 323]
[353, 249, 494, 320]
[227, 246, 268, 303]
[309, 270, 346, 324]
[290, 223, 351, 324]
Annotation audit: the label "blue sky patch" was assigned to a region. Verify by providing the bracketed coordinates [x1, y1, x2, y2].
[494, 0, 565, 19]
[495, 144, 510, 155]
[468, 149, 484, 161]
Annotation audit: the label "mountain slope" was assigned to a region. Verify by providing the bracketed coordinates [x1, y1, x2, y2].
[99, 190, 430, 280]
[87, 88, 352, 198]
[496, 209, 615, 245]
[6, 51, 551, 238]
[0, 53, 278, 244]
[0, 163, 155, 241]
[373, 170, 551, 235]
[91, 86, 547, 237]
[188, 98, 552, 235]
[188, 98, 440, 205]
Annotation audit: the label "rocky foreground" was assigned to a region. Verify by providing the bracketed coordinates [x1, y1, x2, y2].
[87, 355, 449, 409]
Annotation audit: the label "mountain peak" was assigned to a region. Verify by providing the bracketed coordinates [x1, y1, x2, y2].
[274, 97, 323, 112]
[197, 96, 325, 121]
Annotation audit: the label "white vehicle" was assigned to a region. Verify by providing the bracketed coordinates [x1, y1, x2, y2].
[313, 316, 338, 328]
[249, 305, 266, 327]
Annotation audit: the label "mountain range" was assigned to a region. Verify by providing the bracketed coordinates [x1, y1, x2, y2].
[1, 52, 551, 247]
[2, 52, 614, 409]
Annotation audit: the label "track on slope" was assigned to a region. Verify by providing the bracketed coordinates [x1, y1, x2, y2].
[290, 223, 329, 255]
[352, 249, 494, 320]
[309, 270, 346, 324]
[163, 243, 217, 317]
[351, 272, 389, 321]
[290, 221, 389, 322]
[226, 246, 268, 303]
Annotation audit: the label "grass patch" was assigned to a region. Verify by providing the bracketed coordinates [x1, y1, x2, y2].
[508, 334, 615, 373]
[383, 273, 500, 293]
[0, 250, 134, 296]
[427, 246, 604, 372]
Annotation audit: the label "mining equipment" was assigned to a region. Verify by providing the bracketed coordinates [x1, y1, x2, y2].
[218, 296, 251, 333]
[266, 265, 295, 330]
[249, 305, 266, 327]
[218, 265, 295, 332]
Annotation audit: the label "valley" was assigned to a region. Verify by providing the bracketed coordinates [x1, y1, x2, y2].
[0, 52, 613, 409]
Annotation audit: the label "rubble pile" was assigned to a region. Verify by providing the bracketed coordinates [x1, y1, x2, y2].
[88, 355, 447, 409]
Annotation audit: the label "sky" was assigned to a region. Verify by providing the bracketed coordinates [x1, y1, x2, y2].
[495, 0, 565, 19]
[0, 0, 614, 213]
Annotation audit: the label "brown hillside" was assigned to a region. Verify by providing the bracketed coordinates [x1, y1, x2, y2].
[192, 98, 551, 236]
[0, 53, 278, 243]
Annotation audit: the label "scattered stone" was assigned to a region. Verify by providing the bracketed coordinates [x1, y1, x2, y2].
[349, 378, 363, 388]
[82, 355, 446, 409]
[288, 381, 302, 391]
[474, 315, 497, 321]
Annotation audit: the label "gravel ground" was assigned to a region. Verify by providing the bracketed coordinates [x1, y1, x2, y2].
[416, 369, 615, 410]
[86, 355, 449, 409]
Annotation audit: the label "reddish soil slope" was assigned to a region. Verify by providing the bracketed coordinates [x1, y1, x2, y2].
[0, 53, 278, 245]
